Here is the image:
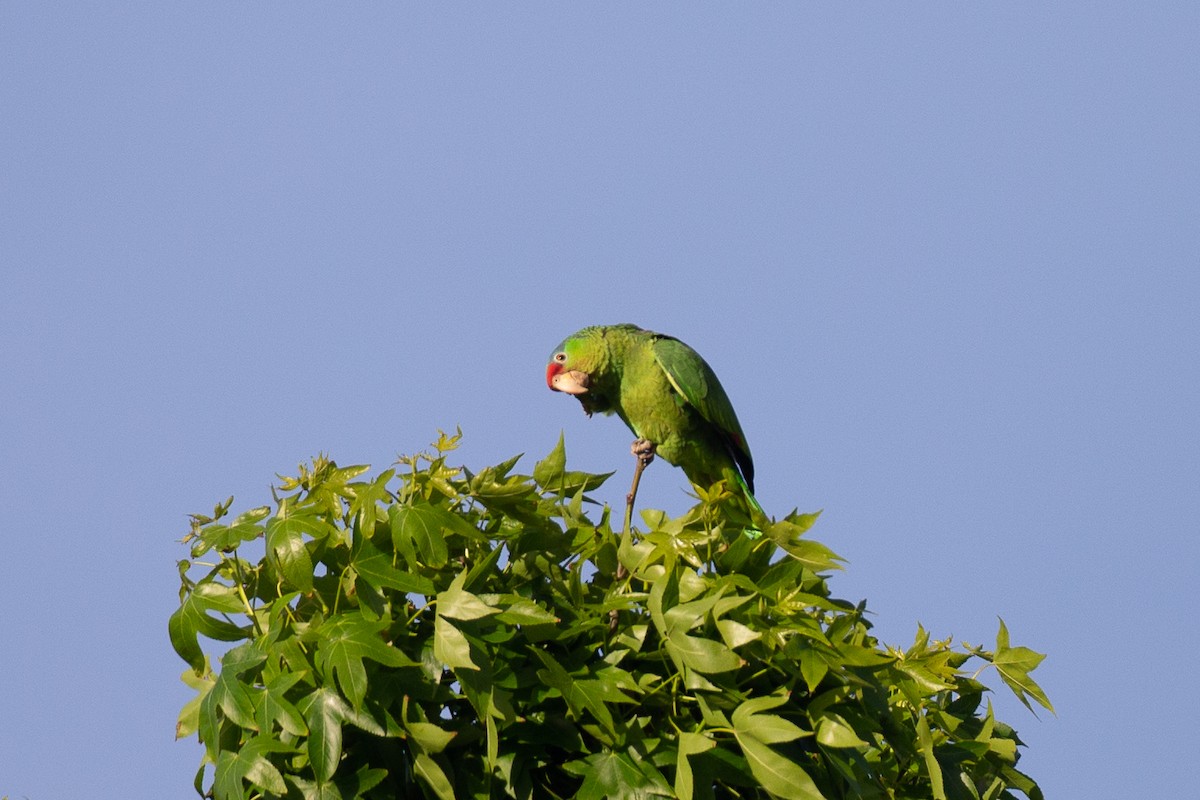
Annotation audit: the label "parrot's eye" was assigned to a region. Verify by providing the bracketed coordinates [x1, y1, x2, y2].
[554, 353, 567, 363]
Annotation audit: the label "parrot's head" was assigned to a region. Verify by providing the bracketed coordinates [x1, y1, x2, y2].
[546, 326, 626, 418]
[546, 333, 592, 396]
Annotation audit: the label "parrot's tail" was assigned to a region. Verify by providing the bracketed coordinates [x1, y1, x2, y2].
[726, 468, 768, 538]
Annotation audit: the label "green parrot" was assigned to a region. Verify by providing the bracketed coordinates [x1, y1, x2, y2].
[546, 323, 765, 519]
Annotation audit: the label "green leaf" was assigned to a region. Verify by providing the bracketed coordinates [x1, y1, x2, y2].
[315, 612, 416, 708]
[730, 692, 824, 797]
[531, 647, 622, 738]
[287, 775, 345, 800]
[169, 581, 248, 671]
[532, 434, 567, 488]
[732, 696, 806, 746]
[300, 688, 348, 783]
[437, 570, 501, 620]
[433, 615, 476, 671]
[347, 469, 394, 536]
[768, 517, 843, 572]
[214, 675, 259, 733]
[468, 462, 535, 504]
[261, 673, 308, 737]
[336, 766, 388, 799]
[211, 751, 244, 800]
[412, 751, 455, 800]
[675, 731, 716, 800]
[834, 642, 895, 667]
[733, 732, 827, 800]
[814, 712, 868, 748]
[389, 501, 454, 567]
[350, 525, 435, 596]
[571, 751, 670, 800]
[195, 516, 268, 555]
[495, 597, 559, 626]
[798, 648, 829, 694]
[664, 592, 723, 633]
[917, 714, 947, 800]
[175, 666, 213, 740]
[266, 515, 319, 593]
[406, 720, 456, 754]
[731, 690, 790, 719]
[431, 572, 495, 669]
[993, 619, 1055, 714]
[1000, 765, 1045, 800]
[235, 735, 293, 796]
[895, 658, 956, 694]
[747, 714, 808, 746]
[210, 643, 265, 732]
[666, 630, 743, 674]
[716, 618, 761, 649]
[533, 433, 613, 494]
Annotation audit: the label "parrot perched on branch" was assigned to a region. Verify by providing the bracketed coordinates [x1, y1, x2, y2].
[546, 323, 765, 519]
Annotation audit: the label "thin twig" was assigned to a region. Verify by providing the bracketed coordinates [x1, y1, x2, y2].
[610, 448, 651, 631]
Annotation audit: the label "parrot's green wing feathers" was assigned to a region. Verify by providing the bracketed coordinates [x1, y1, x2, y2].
[650, 334, 755, 491]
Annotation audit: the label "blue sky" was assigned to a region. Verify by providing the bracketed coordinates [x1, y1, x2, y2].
[2, 3, 1197, 797]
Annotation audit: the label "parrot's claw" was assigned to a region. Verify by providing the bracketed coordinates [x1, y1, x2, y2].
[631, 438, 657, 466]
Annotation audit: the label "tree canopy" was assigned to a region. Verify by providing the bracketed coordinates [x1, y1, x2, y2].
[172, 431, 1051, 800]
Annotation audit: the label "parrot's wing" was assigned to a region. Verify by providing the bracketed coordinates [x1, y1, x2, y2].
[650, 334, 755, 490]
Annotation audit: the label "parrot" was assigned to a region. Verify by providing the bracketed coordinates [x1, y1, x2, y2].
[546, 323, 765, 520]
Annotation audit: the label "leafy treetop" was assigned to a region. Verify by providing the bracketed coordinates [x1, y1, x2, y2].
[172, 431, 1051, 800]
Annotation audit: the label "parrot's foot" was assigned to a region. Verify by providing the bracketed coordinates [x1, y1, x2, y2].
[631, 438, 656, 466]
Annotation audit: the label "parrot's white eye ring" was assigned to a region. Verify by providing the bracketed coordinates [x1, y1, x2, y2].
[554, 353, 567, 363]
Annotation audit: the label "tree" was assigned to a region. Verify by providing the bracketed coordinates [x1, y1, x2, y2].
[172, 431, 1051, 800]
